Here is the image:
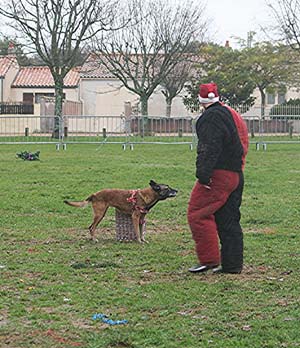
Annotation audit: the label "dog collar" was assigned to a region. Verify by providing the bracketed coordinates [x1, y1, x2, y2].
[127, 190, 149, 214]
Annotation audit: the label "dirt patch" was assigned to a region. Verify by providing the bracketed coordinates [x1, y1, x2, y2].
[147, 222, 189, 234]
[109, 342, 133, 348]
[71, 318, 94, 330]
[0, 310, 9, 327]
[244, 227, 277, 234]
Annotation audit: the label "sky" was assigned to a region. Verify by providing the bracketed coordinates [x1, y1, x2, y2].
[205, 0, 275, 47]
[0, 0, 277, 49]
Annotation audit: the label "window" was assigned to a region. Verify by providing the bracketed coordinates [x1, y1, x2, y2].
[278, 92, 286, 105]
[23, 93, 34, 104]
[267, 93, 275, 105]
[35, 93, 55, 103]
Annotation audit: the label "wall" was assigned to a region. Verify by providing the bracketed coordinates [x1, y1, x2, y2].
[80, 78, 193, 117]
[10, 87, 79, 103]
[2, 60, 19, 102]
[148, 86, 193, 117]
[80, 79, 138, 116]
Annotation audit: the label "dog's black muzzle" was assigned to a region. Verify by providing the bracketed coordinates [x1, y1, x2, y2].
[158, 188, 178, 200]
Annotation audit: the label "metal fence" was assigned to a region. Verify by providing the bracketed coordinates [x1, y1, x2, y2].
[0, 115, 59, 144]
[243, 116, 300, 149]
[0, 115, 196, 149]
[1, 112, 300, 149]
[0, 102, 34, 115]
[237, 104, 300, 149]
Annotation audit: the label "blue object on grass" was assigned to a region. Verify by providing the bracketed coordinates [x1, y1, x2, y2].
[92, 313, 128, 325]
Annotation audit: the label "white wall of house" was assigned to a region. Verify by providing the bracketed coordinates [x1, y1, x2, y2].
[80, 78, 193, 117]
[252, 87, 300, 109]
[239, 88, 300, 117]
[80, 79, 139, 116]
[10, 87, 79, 103]
[149, 86, 193, 117]
[282, 87, 300, 102]
[9, 87, 79, 116]
[2, 62, 19, 102]
[0, 78, 3, 102]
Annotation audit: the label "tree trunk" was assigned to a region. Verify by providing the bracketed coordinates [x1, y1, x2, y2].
[140, 96, 148, 116]
[166, 98, 172, 117]
[140, 95, 149, 137]
[259, 87, 266, 118]
[52, 77, 64, 139]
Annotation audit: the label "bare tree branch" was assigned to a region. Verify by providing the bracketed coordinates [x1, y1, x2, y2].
[91, 0, 209, 116]
[268, 0, 300, 49]
[160, 58, 195, 117]
[0, 0, 122, 124]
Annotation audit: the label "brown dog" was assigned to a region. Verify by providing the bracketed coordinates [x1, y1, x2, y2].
[64, 180, 177, 243]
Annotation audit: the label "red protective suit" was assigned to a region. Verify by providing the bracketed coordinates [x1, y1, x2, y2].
[188, 102, 248, 273]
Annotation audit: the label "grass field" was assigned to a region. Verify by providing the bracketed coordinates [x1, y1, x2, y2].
[1, 143, 300, 348]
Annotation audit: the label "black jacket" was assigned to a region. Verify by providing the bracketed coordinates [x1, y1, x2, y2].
[195, 102, 243, 185]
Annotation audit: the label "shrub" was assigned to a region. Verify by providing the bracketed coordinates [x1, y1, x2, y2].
[270, 99, 300, 119]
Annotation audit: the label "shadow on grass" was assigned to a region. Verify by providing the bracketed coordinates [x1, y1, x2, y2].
[70, 261, 119, 269]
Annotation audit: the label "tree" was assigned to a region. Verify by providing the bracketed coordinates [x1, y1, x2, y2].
[183, 43, 256, 113]
[0, 37, 30, 65]
[93, 0, 208, 116]
[0, 38, 16, 55]
[240, 42, 299, 115]
[268, 0, 300, 49]
[160, 58, 194, 117]
[0, 0, 118, 136]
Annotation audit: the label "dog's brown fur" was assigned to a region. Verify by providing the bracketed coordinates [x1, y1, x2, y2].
[64, 180, 177, 243]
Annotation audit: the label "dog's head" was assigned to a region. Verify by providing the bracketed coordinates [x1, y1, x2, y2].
[149, 180, 178, 200]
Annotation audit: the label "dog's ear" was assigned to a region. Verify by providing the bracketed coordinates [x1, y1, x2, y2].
[149, 180, 159, 191]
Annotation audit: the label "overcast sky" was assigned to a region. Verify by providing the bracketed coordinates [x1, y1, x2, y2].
[205, 0, 275, 47]
[0, 0, 277, 49]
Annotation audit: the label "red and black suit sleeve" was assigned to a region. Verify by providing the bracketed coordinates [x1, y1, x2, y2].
[195, 111, 225, 185]
[195, 103, 247, 185]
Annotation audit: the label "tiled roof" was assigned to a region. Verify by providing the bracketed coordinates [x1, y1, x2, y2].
[80, 53, 161, 79]
[80, 53, 117, 79]
[80, 52, 200, 80]
[0, 55, 18, 78]
[12, 66, 80, 87]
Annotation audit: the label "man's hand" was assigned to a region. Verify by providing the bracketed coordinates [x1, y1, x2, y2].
[200, 178, 212, 190]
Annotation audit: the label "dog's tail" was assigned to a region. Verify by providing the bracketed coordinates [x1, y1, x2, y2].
[64, 195, 93, 208]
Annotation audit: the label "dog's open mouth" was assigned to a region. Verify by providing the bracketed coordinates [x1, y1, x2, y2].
[169, 190, 178, 197]
[159, 188, 178, 200]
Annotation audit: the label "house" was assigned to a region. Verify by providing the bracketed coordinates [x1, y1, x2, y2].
[0, 52, 81, 116]
[11, 66, 81, 116]
[0, 54, 19, 103]
[0, 49, 299, 118]
[0, 52, 191, 117]
[79, 53, 192, 117]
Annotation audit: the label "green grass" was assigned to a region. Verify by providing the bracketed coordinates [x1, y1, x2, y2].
[0, 134, 194, 144]
[1, 143, 300, 348]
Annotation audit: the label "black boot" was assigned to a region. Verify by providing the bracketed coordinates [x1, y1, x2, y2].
[188, 264, 219, 273]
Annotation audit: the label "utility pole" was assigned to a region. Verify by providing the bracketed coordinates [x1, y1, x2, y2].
[247, 31, 255, 48]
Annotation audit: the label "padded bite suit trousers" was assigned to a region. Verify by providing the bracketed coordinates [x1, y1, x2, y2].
[187, 169, 244, 272]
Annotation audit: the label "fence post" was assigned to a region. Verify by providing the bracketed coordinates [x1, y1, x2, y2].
[289, 124, 294, 138]
[25, 127, 29, 136]
[58, 116, 63, 147]
[103, 128, 107, 138]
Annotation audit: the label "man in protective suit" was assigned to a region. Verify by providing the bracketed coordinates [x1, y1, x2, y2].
[187, 82, 249, 274]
